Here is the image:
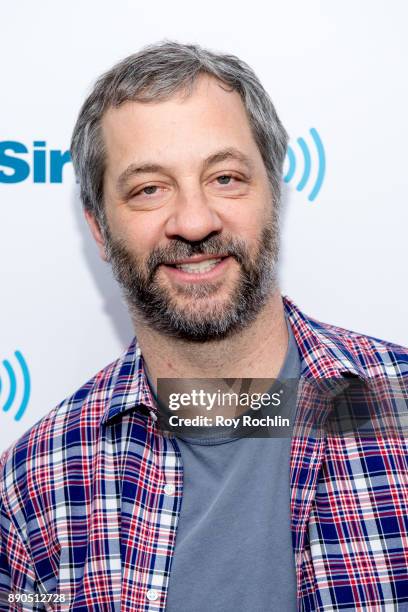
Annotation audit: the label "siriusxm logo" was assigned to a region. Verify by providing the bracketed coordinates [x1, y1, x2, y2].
[0, 141, 71, 183]
[284, 128, 326, 202]
[0, 350, 30, 421]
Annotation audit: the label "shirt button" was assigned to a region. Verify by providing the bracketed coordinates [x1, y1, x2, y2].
[146, 589, 159, 601]
[163, 483, 175, 496]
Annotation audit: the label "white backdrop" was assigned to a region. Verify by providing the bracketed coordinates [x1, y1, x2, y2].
[1, 0, 407, 452]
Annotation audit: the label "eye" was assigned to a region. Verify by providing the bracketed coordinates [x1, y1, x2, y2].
[215, 174, 242, 186]
[216, 174, 234, 185]
[131, 184, 162, 198]
[127, 182, 170, 209]
[140, 185, 159, 195]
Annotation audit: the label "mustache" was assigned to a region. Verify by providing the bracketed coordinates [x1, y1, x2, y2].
[146, 235, 250, 270]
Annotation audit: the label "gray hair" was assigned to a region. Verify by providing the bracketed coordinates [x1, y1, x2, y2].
[70, 40, 288, 230]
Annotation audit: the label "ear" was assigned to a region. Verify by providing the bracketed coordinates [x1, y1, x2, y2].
[84, 210, 109, 262]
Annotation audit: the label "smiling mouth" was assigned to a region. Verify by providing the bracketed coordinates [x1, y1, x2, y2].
[163, 256, 228, 275]
[173, 258, 223, 274]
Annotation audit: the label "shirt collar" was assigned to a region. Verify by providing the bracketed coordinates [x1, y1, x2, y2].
[102, 295, 369, 425]
[283, 295, 369, 383]
[101, 338, 156, 425]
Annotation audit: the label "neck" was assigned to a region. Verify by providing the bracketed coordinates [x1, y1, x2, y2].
[132, 290, 288, 390]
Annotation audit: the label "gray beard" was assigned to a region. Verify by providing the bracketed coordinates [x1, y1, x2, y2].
[103, 216, 280, 342]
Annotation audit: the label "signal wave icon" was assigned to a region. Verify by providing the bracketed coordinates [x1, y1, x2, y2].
[0, 351, 30, 421]
[284, 128, 326, 202]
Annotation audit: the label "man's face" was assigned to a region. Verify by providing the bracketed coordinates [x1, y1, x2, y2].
[88, 74, 280, 341]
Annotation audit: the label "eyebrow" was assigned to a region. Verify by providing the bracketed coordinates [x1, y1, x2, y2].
[115, 147, 254, 194]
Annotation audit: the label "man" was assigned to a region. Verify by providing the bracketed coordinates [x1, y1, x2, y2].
[1, 40, 407, 611]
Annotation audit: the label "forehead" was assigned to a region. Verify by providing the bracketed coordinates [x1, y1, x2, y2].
[101, 74, 262, 170]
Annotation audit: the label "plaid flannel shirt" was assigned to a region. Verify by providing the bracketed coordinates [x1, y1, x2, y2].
[1, 296, 408, 611]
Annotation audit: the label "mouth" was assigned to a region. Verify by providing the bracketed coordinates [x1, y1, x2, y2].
[161, 255, 232, 281]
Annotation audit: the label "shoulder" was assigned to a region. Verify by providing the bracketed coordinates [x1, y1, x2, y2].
[283, 296, 408, 378]
[0, 347, 125, 504]
[311, 315, 408, 375]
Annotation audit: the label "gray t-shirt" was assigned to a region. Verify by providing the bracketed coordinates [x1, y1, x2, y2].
[149, 319, 301, 612]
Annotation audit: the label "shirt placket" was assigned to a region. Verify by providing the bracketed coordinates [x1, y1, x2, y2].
[118, 413, 183, 612]
[290, 379, 329, 611]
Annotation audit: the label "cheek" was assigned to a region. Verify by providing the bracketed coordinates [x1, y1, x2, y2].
[226, 203, 267, 241]
[108, 210, 164, 254]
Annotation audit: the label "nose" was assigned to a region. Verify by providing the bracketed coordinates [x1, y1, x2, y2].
[164, 183, 223, 242]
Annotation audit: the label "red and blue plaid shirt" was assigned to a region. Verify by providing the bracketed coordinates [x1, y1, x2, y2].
[1, 296, 408, 611]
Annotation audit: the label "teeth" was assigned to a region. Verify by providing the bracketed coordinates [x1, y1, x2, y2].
[175, 258, 222, 273]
